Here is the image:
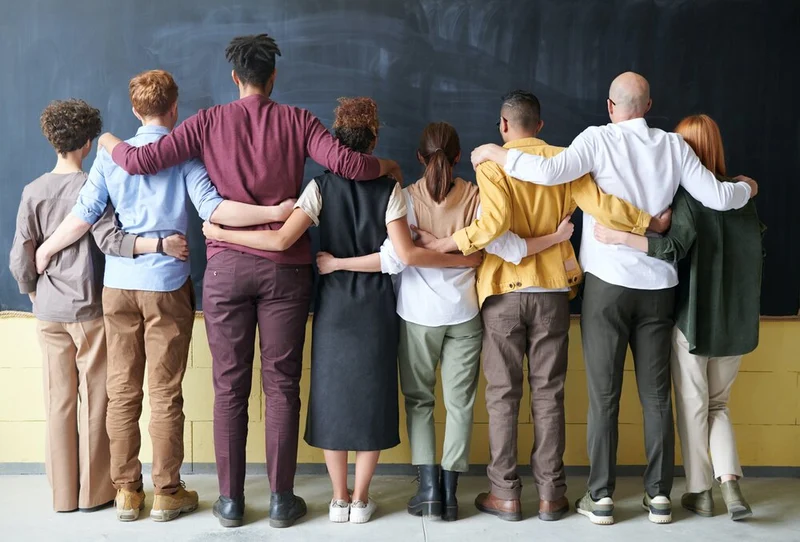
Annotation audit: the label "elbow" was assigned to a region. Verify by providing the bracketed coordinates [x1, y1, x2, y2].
[395, 246, 415, 266]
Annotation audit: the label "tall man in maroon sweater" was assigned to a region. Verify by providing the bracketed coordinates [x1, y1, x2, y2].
[99, 34, 402, 529]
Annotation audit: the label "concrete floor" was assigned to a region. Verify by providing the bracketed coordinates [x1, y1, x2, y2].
[1, 474, 798, 542]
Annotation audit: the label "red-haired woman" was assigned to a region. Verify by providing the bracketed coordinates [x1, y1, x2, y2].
[594, 114, 763, 521]
[203, 99, 480, 524]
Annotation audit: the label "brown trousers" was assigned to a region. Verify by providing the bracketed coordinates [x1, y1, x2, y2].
[481, 292, 569, 501]
[37, 317, 116, 511]
[103, 280, 194, 495]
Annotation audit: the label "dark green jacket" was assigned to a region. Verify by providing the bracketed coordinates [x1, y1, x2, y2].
[647, 181, 764, 357]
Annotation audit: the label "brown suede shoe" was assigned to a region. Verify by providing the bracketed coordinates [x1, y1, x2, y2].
[474, 492, 522, 521]
[151, 485, 199, 522]
[539, 496, 570, 521]
[115, 488, 145, 522]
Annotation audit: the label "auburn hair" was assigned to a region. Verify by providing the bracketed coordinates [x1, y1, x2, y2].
[675, 114, 727, 176]
[418, 122, 460, 203]
[129, 70, 179, 118]
[332, 97, 379, 154]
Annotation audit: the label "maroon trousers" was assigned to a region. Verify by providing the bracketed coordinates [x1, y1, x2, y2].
[203, 251, 312, 499]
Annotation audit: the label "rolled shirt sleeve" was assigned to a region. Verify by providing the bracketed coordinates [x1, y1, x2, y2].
[183, 159, 224, 221]
[452, 162, 512, 255]
[73, 152, 114, 225]
[478, 204, 528, 265]
[294, 180, 323, 226]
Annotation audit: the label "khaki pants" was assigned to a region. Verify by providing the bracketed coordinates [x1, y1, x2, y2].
[103, 280, 194, 495]
[672, 327, 743, 493]
[398, 316, 482, 472]
[481, 292, 569, 501]
[36, 317, 115, 511]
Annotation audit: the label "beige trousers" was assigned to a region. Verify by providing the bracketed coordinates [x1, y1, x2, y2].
[37, 317, 115, 511]
[103, 281, 194, 495]
[671, 327, 743, 493]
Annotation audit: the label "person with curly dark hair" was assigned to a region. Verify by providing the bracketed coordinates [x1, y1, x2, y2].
[203, 97, 481, 524]
[8, 99, 182, 513]
[96, 34, 405, 529]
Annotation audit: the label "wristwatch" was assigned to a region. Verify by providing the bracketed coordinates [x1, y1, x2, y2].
[156, 238, 165, 254]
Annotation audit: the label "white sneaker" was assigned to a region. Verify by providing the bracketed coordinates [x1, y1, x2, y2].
[349, 499, 377, 524]
[329, 499, 350, 523]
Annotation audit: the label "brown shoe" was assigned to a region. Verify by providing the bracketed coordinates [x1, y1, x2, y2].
[115, 488, 145, 522]
[151, 484, 199, 522]
[539, 496, 570, 521]
[474, 492, 522, 521]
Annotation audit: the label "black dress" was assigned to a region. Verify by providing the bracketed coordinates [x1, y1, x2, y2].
[303, 172, 400, 451]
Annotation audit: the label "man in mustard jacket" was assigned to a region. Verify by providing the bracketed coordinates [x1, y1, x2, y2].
[420, 90, 663, 523]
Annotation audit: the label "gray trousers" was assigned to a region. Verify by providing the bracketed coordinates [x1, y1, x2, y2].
[580, 274, 675, 500]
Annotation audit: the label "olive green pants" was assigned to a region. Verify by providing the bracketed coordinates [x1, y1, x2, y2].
[398, 316, 482, 472]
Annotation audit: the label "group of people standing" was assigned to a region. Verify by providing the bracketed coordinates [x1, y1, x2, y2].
[10, 32, 763, 530]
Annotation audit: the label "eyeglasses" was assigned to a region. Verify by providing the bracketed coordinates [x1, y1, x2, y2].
[608, 98, 616, 106]
[496, 116, 507, 128]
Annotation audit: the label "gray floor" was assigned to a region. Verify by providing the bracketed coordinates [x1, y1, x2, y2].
[1, 474, 798, 542]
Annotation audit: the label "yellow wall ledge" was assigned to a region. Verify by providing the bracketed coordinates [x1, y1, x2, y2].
[1, 313, 798, 467]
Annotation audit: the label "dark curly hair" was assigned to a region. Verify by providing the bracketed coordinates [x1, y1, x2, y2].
[225, 34, 281, 89]
[332, 97, 379, 154]
[40, 99, 102, 155]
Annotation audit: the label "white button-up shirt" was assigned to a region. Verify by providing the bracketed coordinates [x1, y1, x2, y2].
[504, 118, 752, 290]
[379, 190, 534, 327]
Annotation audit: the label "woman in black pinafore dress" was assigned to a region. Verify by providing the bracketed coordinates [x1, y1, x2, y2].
[203, 97, 478, 524]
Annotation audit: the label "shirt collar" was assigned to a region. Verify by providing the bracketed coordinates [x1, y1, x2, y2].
[136, 124, 171, 136]
[503, 137, 547, 149]
[615, 117, 649, 129]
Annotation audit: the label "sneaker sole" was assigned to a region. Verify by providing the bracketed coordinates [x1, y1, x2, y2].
[329, 508, 350, 523]
[642, 502, 672, 524]
[117, 501, 145, 522]
[407, 501, 443, 518]
[350, 512, 372, 525]
[151, 503, 198, 522]
[212, 507, 244, 528]
[576, 507, 614, 525]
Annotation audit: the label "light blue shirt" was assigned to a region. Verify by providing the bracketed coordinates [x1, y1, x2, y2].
[73, 125, 223, 292]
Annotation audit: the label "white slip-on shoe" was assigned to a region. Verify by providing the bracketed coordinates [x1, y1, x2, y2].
[350, 499, 377, 524]
[329, 499, 350, 523]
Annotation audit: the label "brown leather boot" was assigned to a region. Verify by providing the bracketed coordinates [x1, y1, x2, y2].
[474, 492, 522, 521]
[539, 496, 570, 521]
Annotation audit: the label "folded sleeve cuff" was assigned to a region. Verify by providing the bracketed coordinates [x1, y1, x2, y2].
[452, 228, 476, 255]
[633, 211, 652, 235]
[18, 280, 37, 294]
[71, 205, 101, 226]
[119, 234, 137, 259]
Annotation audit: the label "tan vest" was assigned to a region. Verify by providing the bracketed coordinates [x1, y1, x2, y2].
[407, 177, 480, 239]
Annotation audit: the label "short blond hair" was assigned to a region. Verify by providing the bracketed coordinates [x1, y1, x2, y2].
[129, 69, 178, 118]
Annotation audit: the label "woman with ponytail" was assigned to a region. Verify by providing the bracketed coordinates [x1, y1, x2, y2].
[317, 122, 548, 521]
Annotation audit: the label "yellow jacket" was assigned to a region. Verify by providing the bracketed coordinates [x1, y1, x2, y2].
[452, 137, 651, 305]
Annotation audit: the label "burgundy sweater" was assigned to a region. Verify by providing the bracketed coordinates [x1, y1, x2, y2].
[111, 94, 381, 264]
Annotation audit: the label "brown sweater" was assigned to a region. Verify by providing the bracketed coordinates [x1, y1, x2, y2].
[407, 177, 480, 239]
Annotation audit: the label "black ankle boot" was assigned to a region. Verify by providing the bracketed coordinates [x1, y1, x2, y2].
[269, 491, 307, 528]
[213, 495, 245, 527]
[441, 470, 459, 521]
[407, 465, 442, 517]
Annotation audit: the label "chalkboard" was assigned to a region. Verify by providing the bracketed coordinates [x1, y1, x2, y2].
[1, 0, 798, 315]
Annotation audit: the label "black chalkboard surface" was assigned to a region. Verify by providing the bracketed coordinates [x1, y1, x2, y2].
[1, 0, 798, 315]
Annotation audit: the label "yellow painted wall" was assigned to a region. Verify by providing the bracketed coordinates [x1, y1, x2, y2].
[1, 313, 798, 467]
